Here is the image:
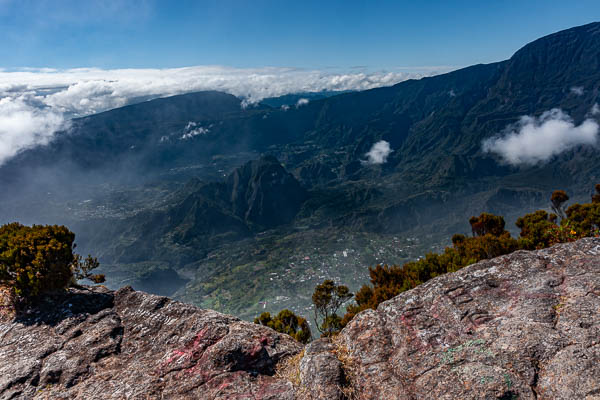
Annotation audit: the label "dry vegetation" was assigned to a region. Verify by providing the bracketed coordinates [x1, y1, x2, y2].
[275, 349, 305, 394]
[332, 334, 360, 400]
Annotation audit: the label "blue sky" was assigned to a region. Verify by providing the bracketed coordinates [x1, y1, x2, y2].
[1, 0, 599, 70]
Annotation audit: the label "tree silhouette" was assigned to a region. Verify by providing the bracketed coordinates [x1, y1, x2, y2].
[312, 280, 352, 336]
[551, 190, 569, 220]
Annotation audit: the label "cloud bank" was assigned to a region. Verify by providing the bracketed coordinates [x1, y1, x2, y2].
[0, 97, 66, 164]
[482, 108, 599, 165]
[363, 140, 392, 165]
[0, 65, 448, 165]
[0, 66, 444, 117]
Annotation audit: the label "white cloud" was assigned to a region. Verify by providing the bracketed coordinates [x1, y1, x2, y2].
[296, 98, 309, 107]
[180, 121, 209, 139]
[482, 109, 599, 165]
[0, 65, 450, 166]
[0, 96, 67, 165]
[570, 86, 584, 96]
[591, 103, 600, 116]
[0, 66, 446, 117]
[363, 140, 392, 165]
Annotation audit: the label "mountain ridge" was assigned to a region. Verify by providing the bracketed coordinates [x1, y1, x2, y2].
[1, 22, 600, 320]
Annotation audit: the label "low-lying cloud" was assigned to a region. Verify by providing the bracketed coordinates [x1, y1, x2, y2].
[363, 140, 392, 165]
[0, 65, 450, 165]
[0, 97, 67, 165]
[570, 86, 584, 96]
[180, 122, 209, 140]
[482, 108, 599, 165]
[296, 98, 309, 107]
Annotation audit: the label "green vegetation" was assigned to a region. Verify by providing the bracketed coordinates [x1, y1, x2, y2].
[341, 186, 600, 326]
[254, 309, 311, 343]
[0, 223, 103, 299]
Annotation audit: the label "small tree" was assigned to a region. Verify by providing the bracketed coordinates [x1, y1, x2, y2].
[551, 190, 569, 220]
[592, 184, 600, 204]
[312, 279, 352, 336]
[72, 253, 105, 284]
[254, 309, 311, 343]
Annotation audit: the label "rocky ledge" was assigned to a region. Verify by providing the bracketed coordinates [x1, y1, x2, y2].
[1, 238, 600, 399]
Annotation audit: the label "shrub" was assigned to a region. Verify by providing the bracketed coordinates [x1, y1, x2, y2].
[516, 210, 557, 249]
[0, 223, 103, 299]
[342, 212, 517, 326]
[565, 202, 600, 237]
[255, 309, 312, 343]
[341, 185, 600, 328]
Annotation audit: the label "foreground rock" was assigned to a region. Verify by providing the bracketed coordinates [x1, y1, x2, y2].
[329, 237, 600, 399]
[0, 286, 301, 399]
[1, 238, 599, 399]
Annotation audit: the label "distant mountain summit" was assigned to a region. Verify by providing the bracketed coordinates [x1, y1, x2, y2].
[228, 155, 307, 228]
[93, 156, 306, 266]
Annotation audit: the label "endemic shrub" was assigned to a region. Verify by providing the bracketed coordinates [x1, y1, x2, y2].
[342, 213, 518, 326]
[565, 201, 600, 237]
[254, 309, 311, 343]
[0, 223, 103, 299]
[516, 210, 558, 250]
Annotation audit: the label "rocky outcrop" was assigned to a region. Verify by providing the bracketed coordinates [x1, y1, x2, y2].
[327, 237, 600, 399]
[0, 286, 301, 399]
[1, 238, 600, 399]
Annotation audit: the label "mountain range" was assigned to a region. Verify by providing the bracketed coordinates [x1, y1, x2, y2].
[1, 22, 599, 319]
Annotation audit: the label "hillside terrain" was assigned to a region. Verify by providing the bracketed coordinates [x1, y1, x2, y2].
[1, 22, 600, 319]
[1, 238, 598, 399]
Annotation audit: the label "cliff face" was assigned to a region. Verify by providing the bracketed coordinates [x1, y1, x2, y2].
[1, 238, 599, 399]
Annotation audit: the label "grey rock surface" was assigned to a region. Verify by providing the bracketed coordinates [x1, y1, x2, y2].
[337, 237, 600, 399]
[0, 286, 301, 399]
[1, 238, 600, 399]
[299, 338, 344, 400]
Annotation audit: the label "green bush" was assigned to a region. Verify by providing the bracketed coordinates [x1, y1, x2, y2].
[0, 223, 103, 299]
[342, 217, 518, 326]
[254, 309, 312, 343]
